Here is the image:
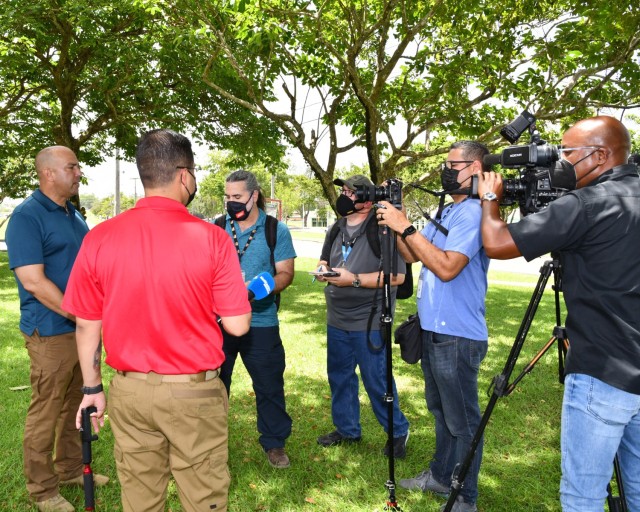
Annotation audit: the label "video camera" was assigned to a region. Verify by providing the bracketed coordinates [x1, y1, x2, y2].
[354, 178, 403, 209]
[474, 111, 573, 216]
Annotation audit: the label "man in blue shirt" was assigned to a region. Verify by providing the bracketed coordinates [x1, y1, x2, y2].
[378, 141, 491, 512]
[6, 146, 108, 512]
[219, 170, 296, 469]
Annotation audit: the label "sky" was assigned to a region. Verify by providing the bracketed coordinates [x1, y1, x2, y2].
[80, 137, 368, 199]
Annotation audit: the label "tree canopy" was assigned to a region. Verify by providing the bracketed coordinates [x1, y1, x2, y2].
[0, 0, 283, 200]
[171, 0, 640, 207]
[2, 0, 639, 208]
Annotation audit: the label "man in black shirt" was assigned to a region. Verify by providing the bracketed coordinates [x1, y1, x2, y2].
[477, 116, 640, 511]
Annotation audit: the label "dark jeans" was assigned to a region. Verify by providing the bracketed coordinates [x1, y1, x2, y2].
[326, 325, 409, 438]
[422, 330, 487, 504]
[221, 326, 292, 451]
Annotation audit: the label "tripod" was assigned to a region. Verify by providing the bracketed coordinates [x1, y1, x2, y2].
[378, 222, 402, 511]
[442, 256, 628, 512]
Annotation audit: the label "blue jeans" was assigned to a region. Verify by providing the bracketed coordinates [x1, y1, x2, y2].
[560, 373, 640, 512]
[326, 326, 409, 439]
[422, 330, 487, 504]
[221, 326, 292, 451]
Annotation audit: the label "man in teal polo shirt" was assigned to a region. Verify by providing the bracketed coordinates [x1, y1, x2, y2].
[6, 146, 108, 512]
[219, 169, 296, 469]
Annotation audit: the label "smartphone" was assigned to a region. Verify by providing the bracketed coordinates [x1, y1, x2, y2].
[309, 271, 341, 278]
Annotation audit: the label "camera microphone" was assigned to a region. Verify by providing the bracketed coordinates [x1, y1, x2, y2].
[483, 153, 503, 166]
[247, 272, 275, 301]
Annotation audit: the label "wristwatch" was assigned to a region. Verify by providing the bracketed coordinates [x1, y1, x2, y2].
[481, 191, 498, 202]
[81, 383, 104, 395]
[401, 225, 417, 240]
[352, 274, 361, 288]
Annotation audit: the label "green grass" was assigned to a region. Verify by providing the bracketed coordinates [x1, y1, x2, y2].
[1, 251, 572, 511]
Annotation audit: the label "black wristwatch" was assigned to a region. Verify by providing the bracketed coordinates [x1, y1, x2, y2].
[352, 274, 361, 288]
[401, 225, 417, 240]
[81, 383, 104, 395]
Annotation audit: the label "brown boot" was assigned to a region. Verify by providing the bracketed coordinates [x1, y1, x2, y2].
[266, 447, 290, 468]
[60, 473, 110, 487]
[36, 494, 74, 512]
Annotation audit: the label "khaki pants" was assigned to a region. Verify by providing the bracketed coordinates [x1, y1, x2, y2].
[22, 330, 83, 501]
[109, 372, 230, 512]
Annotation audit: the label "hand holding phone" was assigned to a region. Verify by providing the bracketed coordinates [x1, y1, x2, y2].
[309, 271, 341, 278]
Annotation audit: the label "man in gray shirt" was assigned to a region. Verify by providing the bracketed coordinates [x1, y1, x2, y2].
[315, 174, 410, 458]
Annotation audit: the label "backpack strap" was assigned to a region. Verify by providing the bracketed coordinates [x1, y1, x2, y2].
[216, 214, 281, 309]
[264, 215, 278, 272]
[264, 215, 280, 310]
[320, 219, 343, 263]
[214, 215, 226, 229]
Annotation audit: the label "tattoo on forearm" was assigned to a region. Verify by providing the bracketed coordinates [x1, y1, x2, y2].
[93, 340, 102, 373]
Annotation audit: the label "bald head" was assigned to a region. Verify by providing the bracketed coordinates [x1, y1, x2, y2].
[35, 146, 76, 176]
[34, 146, 82, 205]
[561, 116, 631, 188]
[565, 116, 631, 166]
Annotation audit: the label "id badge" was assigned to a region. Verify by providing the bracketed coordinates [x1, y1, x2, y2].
[416, 267, 425, 299]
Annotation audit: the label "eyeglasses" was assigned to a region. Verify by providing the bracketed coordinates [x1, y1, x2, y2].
[558, 146, 601, 155]
[176, 166, 198, 179]
[340, 188, 356, 197]
[441, 160, 473, 171]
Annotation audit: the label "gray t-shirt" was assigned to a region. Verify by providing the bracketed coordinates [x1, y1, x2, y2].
[323, 215, 406, 331]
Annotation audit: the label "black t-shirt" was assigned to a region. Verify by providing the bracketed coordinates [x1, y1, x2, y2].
[508, 164, 640, 394]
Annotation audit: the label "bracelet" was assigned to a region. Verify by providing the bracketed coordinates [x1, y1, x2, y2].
[81, 383, 104, 395]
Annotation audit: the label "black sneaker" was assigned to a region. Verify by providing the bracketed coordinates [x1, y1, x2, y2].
[383, 431, 409, 459]
[317, 430, 361, 447]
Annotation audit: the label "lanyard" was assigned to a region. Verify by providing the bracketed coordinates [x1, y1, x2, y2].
[341, 232, 360, 263]
[230, 219, 258, 260]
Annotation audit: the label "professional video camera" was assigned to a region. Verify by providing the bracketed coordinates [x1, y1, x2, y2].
[354, 178, 403, 209]
[476, 111, 574, 216]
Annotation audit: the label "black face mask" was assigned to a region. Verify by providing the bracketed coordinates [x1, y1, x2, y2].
[183, 180, 197, 207]
[226, 196, 253, 221]
[549, 159, 577, 190]
[440, 166, 461, 192]
[336, 194, 358, 216]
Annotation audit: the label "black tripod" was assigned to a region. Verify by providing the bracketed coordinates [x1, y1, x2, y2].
[442, 256, 628, 512]
[378, 222, 402, 511]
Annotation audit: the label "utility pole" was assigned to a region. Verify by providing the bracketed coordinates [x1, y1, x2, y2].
[131, 177, 139, 203]
[114, 148, 121, 216]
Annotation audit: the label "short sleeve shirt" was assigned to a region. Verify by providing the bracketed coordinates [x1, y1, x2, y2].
[508, 164, 640, 393]
[417, 198, 489, 341]
[63, 196, 251, 373]
[6, 189, 89, 336]
[221, 209, 296, 327]
[323, 212, 406, 331]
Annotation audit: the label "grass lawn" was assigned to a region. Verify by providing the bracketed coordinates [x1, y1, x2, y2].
[0, 251, 572, 511]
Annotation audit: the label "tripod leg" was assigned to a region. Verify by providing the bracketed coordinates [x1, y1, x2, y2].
[442, 260, 557, 512]
[607, 454, 628, 512]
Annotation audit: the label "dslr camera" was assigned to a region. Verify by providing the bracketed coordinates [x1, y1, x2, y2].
[473, 111, 572, 216]
[354, 178, 403, 209]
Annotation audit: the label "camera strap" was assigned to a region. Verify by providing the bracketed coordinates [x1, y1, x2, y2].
[413, 197, 450, 237]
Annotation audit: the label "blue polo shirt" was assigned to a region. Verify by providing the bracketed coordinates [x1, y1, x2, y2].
[221, 209, 296, 327]
[6, 189, 89, 336]
[417, 198, 489, 341]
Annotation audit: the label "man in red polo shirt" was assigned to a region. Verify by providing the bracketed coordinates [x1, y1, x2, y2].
[62, 129, 251, 512]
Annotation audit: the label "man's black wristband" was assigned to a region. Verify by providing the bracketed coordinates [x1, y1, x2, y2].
[81, 383, 104, 395]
